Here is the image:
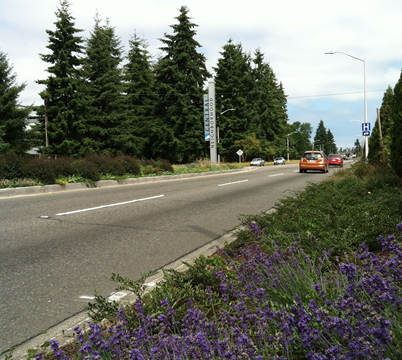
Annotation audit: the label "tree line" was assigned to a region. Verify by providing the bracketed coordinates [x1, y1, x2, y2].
[0, 0, 325, 163]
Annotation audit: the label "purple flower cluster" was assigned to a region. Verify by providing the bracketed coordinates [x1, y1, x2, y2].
[48, 223, 402, 359]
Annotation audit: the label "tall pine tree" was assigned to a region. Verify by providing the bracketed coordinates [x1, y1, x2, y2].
[121, 33, 154, 157]
[0, 50, 32, 154]
[37, 0, 87, 156]
[214, 40, 253, 161]
[83, 15, 127, 155]
[249, 50, 287, 151]
[314, 120, 328, 152]
[391, 69, 402, 176]
[153, 6, 210, 163]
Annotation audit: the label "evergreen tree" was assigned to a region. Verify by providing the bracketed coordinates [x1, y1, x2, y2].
[83, 15, 127, 155]
[326, 129, 336, 154]
[314, 120, 328, 152]
[214, 40, 253, 161]
[121, 33, 154, 157]
[0, 50, 32, 154]
[391, 69, 402, 176]
[368, 86, 394, 164]
[249, 49, 288, 157]
[153, 6, 210, 163]
[36, 0, 87, 156]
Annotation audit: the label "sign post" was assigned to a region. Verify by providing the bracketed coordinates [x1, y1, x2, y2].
[208, 80, 217, 163]
[236, 149, 243, 167]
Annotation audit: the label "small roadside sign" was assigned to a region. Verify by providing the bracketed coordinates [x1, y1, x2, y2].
[236, 149, 243, 156]
[362, 123, 370, 132]
[362, 131, 370, 136]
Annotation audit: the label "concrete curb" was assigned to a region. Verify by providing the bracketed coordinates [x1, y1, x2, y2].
[0, 168, 254, 199]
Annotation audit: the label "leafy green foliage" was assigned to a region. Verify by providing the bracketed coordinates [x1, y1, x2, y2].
[0, 51, 32, 155]
[235, 162, 402, 257]
[23, 158, 56, 184]
[71, 159, 100, 181]
[0, 153, 28, 179]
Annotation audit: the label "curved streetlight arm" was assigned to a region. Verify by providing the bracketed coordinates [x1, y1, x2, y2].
[351, 119, 363, 124]
[220, 108, 236, 115]
[325, 51, 364, 62]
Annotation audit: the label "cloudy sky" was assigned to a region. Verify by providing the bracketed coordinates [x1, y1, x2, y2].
[1, 0, 401, 149]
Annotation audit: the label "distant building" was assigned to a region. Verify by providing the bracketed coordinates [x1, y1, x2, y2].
[25, 112, 43, 156]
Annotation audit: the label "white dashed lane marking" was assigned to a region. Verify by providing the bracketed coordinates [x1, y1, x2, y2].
[55, 195, 165, 216]
[218, 180, 249, 186]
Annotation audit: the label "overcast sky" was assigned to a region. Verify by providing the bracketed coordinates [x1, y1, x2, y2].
[1, 0, 401, 149]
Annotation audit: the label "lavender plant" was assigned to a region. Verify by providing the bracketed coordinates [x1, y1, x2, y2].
[48, 223, 402, 360]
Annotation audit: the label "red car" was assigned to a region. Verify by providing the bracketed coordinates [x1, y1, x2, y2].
[328, 154, 343, 168]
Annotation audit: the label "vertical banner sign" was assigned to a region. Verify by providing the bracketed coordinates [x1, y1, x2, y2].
[208, 80, 217, 164]
[362, 123, 371, 136]
[203, 95, 210, 141]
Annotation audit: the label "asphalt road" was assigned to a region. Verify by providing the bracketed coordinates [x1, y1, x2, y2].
[0, 163, 350, 354]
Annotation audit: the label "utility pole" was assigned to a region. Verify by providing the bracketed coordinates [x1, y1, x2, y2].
[377, 108, 386, 164]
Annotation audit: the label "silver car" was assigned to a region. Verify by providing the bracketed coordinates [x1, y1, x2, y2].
[274, 157, 286, 165]
[250, 158, 265, 166]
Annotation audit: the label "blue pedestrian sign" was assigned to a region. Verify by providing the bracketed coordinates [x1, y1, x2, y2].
[362, 123, 370, 132]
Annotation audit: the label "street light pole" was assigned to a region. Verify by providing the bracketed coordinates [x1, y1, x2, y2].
[217, 108, 235, 164]
[325, 51, 368, 161]
[287, 131, 298, 163]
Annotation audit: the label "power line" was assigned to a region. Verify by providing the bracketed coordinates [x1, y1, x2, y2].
[288, 89, 386, 99]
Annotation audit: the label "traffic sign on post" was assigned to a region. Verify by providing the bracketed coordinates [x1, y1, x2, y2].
[236, 149, 243, 167]
[362, 123, 370, 132]
[362, 131, 370, 136]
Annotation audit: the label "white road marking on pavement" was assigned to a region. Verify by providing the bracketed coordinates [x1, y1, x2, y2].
[55, 195, 165, 216]
[79, 296, 95, 300]
[108, 291, 129, 302]
[218, 180, 249, 186]
[294, 170, 300, 173]
[268, 173, 284, 177]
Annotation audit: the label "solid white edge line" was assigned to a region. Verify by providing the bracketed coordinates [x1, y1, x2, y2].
[268, 173, 284, 177]
[218, 180, 249, 186]
[79, 296, 95, 300]
[56, 195, 165, 216]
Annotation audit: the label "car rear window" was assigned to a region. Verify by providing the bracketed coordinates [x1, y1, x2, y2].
[303, 153, 322, 160]
[328, 155, 340, 159]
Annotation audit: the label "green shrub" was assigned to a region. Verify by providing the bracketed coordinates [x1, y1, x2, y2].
[156, 158, 174, 172]
[0, 153, 28, 179]
[23, 158, 56, 184]
[71, 159, 100, 181]
[50, 156, 75, 178]
[117, 155, 141, 175]
[351, 161, 374, 179]
[85, 153, 125, 176]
